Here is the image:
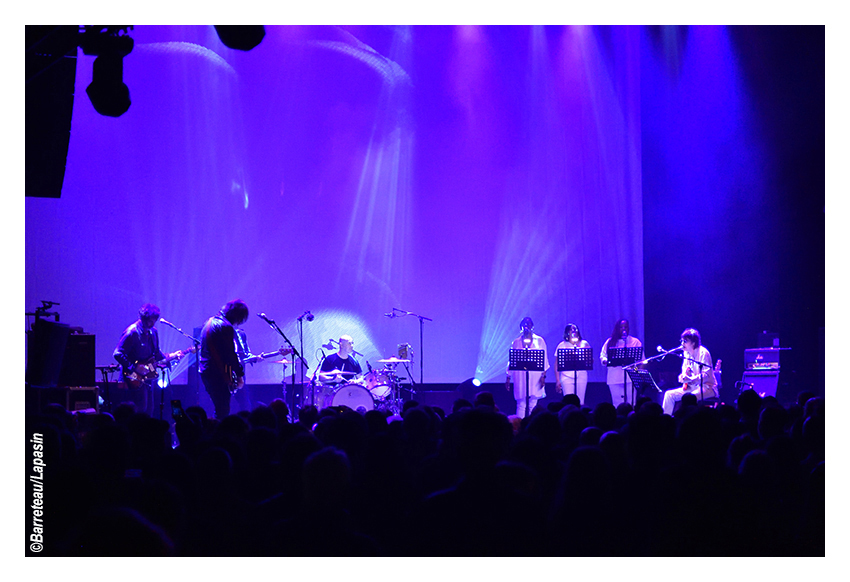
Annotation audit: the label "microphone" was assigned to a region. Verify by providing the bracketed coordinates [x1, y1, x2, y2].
[159, 319, 180, 331]
[321, 340, 335, 350]
[384, 312, 396, 318]
[258, 313, 274, 324]
[352, 349, 364, 357]
[299, 310, 314, 322]
[366, 361, 373, 372]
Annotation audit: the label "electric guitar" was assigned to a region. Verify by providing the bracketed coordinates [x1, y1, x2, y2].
[124, 346, 198, 388]
[226, 364, 241, 394]
[240, 346, 293, 365]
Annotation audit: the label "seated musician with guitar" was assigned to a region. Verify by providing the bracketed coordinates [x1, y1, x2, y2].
[114, 303, 195, 415]
[661, 328, 718, 415]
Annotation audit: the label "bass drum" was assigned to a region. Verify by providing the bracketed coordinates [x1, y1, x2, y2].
[331, 383, 375, 411]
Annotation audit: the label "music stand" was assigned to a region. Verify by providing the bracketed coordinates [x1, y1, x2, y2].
[557, 348, 593, 397]
[625, 368, 661, 397]
[509, 348, 545, 417]
[606, 346, 643, 405]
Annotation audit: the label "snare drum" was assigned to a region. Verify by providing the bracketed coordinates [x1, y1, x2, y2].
[363, 370, 393, 399]
[330, 383, 375, 411]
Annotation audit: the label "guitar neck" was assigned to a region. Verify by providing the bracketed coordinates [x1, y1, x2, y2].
[243, 350, 283, 364]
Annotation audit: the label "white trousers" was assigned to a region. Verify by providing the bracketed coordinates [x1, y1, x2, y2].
[516, 397, 539, 419]
[662, 385, 717, 415]
[559, 371, 588, 405]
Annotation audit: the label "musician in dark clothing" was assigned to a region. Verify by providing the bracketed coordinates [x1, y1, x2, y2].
[318, 335, 362, 385]
[200, 299, 248, 420]
[114, 303, 166, 415]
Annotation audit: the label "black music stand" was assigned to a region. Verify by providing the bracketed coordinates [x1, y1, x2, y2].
[509, 348, 545, 417]
[557, 347, 593, 398]
[606, 346, 643, 405]
[625, 368, 661, 397]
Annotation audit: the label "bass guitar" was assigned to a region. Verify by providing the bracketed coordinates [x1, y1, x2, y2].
[125, 346, 198, 388]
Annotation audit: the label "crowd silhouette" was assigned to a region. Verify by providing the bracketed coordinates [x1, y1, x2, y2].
[27, 388, 824, 556]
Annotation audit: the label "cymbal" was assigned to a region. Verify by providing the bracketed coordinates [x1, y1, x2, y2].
[320, 369, 357, 377]
[269, 359, 291, 365]
[378, 357, 410, 363]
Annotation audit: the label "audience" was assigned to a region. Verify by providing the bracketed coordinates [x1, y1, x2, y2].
[28, 388, 824, 556]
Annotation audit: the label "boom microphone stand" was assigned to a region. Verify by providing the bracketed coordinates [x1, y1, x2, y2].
[387, 307, 432, 386]
[258, 313, 308, 420]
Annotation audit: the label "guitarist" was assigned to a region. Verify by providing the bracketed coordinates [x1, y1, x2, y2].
[661, 328, 718, 415]
[113, 303, 166, 415]
[200, 299, 249, 420]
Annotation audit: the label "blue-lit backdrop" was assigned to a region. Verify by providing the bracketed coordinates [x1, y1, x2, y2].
[26, 25, 823, 396]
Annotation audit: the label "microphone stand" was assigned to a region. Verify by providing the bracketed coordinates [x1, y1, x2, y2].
[391, 308, 432, 386]
[296, 312, 311, 402]
[260, 316, 308, 421]
[310, 351, 327, 409]
[679, 351, 711, 403]
[161, 320, 202, 413]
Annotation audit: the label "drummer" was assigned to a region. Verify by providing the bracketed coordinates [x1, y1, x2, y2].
[318, 335, 363, 386]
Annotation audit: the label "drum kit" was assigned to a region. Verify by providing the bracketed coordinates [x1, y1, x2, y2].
[309, 357, 412, 414]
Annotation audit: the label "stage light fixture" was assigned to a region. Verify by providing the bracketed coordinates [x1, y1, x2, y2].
[80, 27, 134, 117]
[214, 25, 265, 51]
[455, 377, 481, 400]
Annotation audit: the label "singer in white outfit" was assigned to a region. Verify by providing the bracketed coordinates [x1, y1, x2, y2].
[599, 319, 642, 407]
[661, 328, 717, 415]
[555, 323, 591, 404]
[506, 317, 549, 418]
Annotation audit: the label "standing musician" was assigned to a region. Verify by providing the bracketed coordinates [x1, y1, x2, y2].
[318, 335, 362, 386]
[200, 299, 249, 420]
[661, 328, 717, 415]
[600, 318, 642, 407]
[555, 323, 591, 405]
[114, 303, 170, 415]
[506, 317, 549, 418]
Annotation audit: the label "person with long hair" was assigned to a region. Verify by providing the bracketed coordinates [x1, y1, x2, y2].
[661, 328, 717, 415]
[200, 299, 249, 419]
[599, 319, 642, 407]
[555, 323, 592, 404]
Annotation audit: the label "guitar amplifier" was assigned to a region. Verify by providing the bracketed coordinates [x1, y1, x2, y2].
[67, 386, 99, 412]
[745, 348, 781, 371]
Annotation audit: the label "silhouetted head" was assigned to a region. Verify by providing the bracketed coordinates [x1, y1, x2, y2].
[452, 398, 473, 414]
[796, 390, 816, 408]
[681, 393, 698, 408]
[736, 389, 763, 418]
[474, 391, 496, 408]
[220, 299, 249, 325]
[561, 393, 581, 408]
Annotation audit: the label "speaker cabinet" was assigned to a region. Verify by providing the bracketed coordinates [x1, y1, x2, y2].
[742, 371, 780, 398]
[59, 334, 96, 387]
